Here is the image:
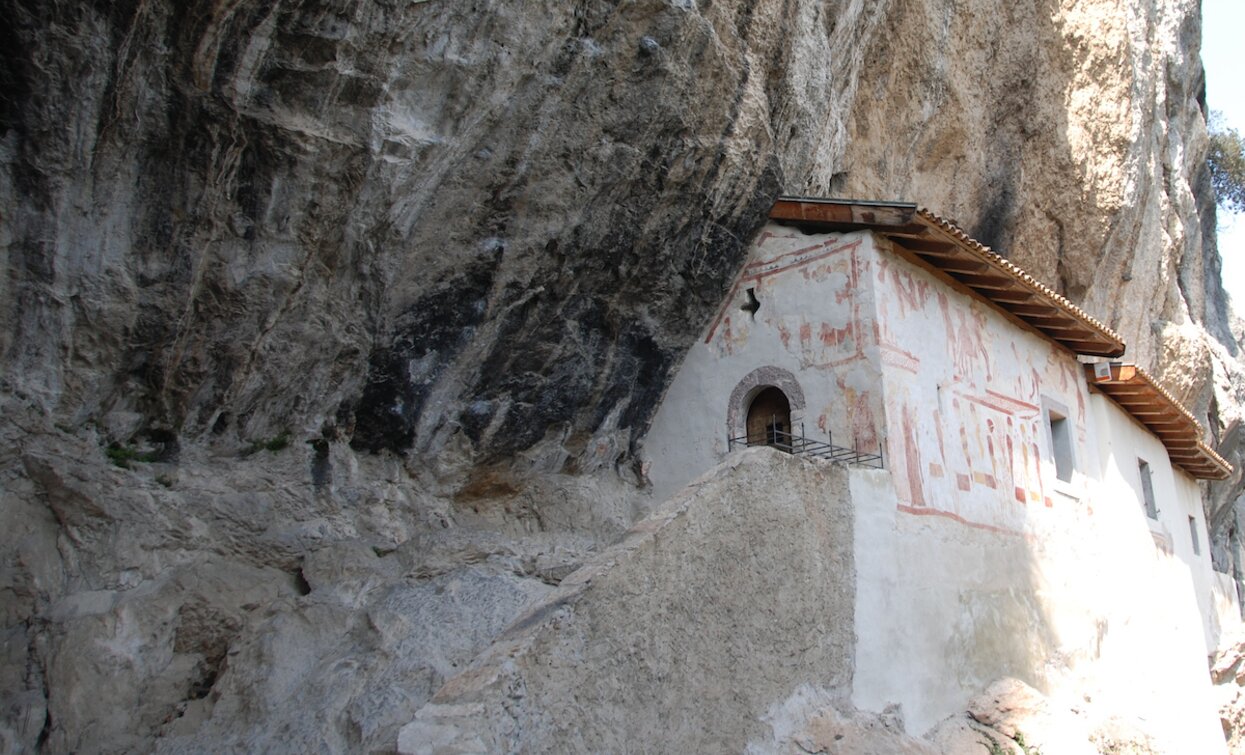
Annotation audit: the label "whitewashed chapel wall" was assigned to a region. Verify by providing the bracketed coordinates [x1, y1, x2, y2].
[870, 236, 1095, 531]
[853, 240, 1224, 749]
[642, 225, 885, 502]
[1089, 391, 1225, 650]
[642, 225, 1226, 750]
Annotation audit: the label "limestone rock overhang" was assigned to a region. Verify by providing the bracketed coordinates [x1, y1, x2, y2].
[769, 197, 1127, 358]
[1086, 363, 1234, 481]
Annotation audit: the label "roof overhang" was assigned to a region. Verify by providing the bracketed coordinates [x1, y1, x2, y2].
[770, 197, 1126, 358]
[1085, 363, 1233, 480]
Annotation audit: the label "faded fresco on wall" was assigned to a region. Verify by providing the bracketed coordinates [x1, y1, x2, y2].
[649, 225, 1093, 534]
[704, 227, 884, 453]
[643, 221, 1226, 750]
[872, 243, 1092, 534]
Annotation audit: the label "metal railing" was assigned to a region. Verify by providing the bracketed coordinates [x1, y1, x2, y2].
[727, 427, 884, 469]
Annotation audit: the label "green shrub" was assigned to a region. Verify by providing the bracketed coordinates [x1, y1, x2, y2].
[1208, 112, 1245, 214]
[242, 432, 291, 456]
[105, 444, 159, 469]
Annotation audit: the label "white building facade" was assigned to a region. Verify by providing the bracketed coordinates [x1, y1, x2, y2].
[642, 198, 1236, 748]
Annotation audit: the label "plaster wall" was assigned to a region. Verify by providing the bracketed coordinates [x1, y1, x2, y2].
[870, 238, 1096, 531]
[852, 247, 1224, 748]
[852, 400, 1223, 748]
[643, 225, 885, 503]
[643, 226, 1226, 748]
[1089, 391, 1224, 650]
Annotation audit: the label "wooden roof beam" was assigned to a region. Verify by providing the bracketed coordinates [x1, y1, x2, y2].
[1005, 303, 1062, 316]
[1126, 408, 1185, 418]
[1023, 314, 1086, 327]
[987, 290, 1037, 303]
[1031, 323, 1098, 337]
[893, 237, 960, 254]
[1111, 398, 1174, 411]
[1061, 343, 1125, 357]
[919, 256, 991, 273]
[1141, 419, 1192, 429]
[953, 273, 1024, 289]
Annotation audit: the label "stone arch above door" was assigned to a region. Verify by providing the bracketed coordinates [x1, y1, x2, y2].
[727, 366, 806, 440]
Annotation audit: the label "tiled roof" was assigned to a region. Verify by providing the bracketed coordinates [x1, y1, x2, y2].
[914, 209, 1124, 356]
[770, 197, 1126, 357]
[1085, 363, 1233, 480]
[768, 196, 1232, 480]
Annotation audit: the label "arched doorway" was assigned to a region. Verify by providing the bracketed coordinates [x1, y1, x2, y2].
[746, 387, 792, 449]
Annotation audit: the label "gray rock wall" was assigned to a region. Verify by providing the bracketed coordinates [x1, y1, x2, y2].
[4, 1, 1234, 474]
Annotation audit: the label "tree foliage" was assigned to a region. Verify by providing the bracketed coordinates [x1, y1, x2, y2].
[1208, 114, 1245, 215]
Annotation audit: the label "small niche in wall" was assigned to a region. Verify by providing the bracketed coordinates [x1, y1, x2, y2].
[1189, 516, 1201, 555]
[741, 288, 760, 319]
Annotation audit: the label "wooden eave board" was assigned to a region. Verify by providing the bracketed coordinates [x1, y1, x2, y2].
[1084, 364, 1233, 480]
[770, 197, 919, 228]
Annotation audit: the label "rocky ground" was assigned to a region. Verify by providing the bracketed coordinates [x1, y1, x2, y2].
[763, 677, 1169, 755]
[2, 397, 593, 752]
[1212, 628, 1245, 754]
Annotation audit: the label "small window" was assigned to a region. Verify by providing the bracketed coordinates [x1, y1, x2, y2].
[1189, 516, 1201, 555]
[1138, 459, 1157, 519]
[1046, 408, 1074, 482]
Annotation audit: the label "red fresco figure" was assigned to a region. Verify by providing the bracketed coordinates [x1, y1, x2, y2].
[889, 266, 929, 317]
[1014, 421, 1047, 505]
[1036, 444, 1051, 505]
[939, 295, 994, 384]
[986, 417, 1001, 486]
[1006, 416, 1023, 503]
[855, 397, 878, 452]
[902, 404, 926, 506]
[836, 249, 862, 304]
[1048, 354, 1086, 420]
[1031, 433, 1047, 505]
[934, 408, 948, 467]
[957, 398, 975, 477]
[837, 376, 880, 453]
[820, 322, 854, 352]
[970, 308, 994, 381]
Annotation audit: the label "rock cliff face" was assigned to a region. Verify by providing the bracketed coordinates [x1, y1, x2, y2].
[2, 0, 1242, 752]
